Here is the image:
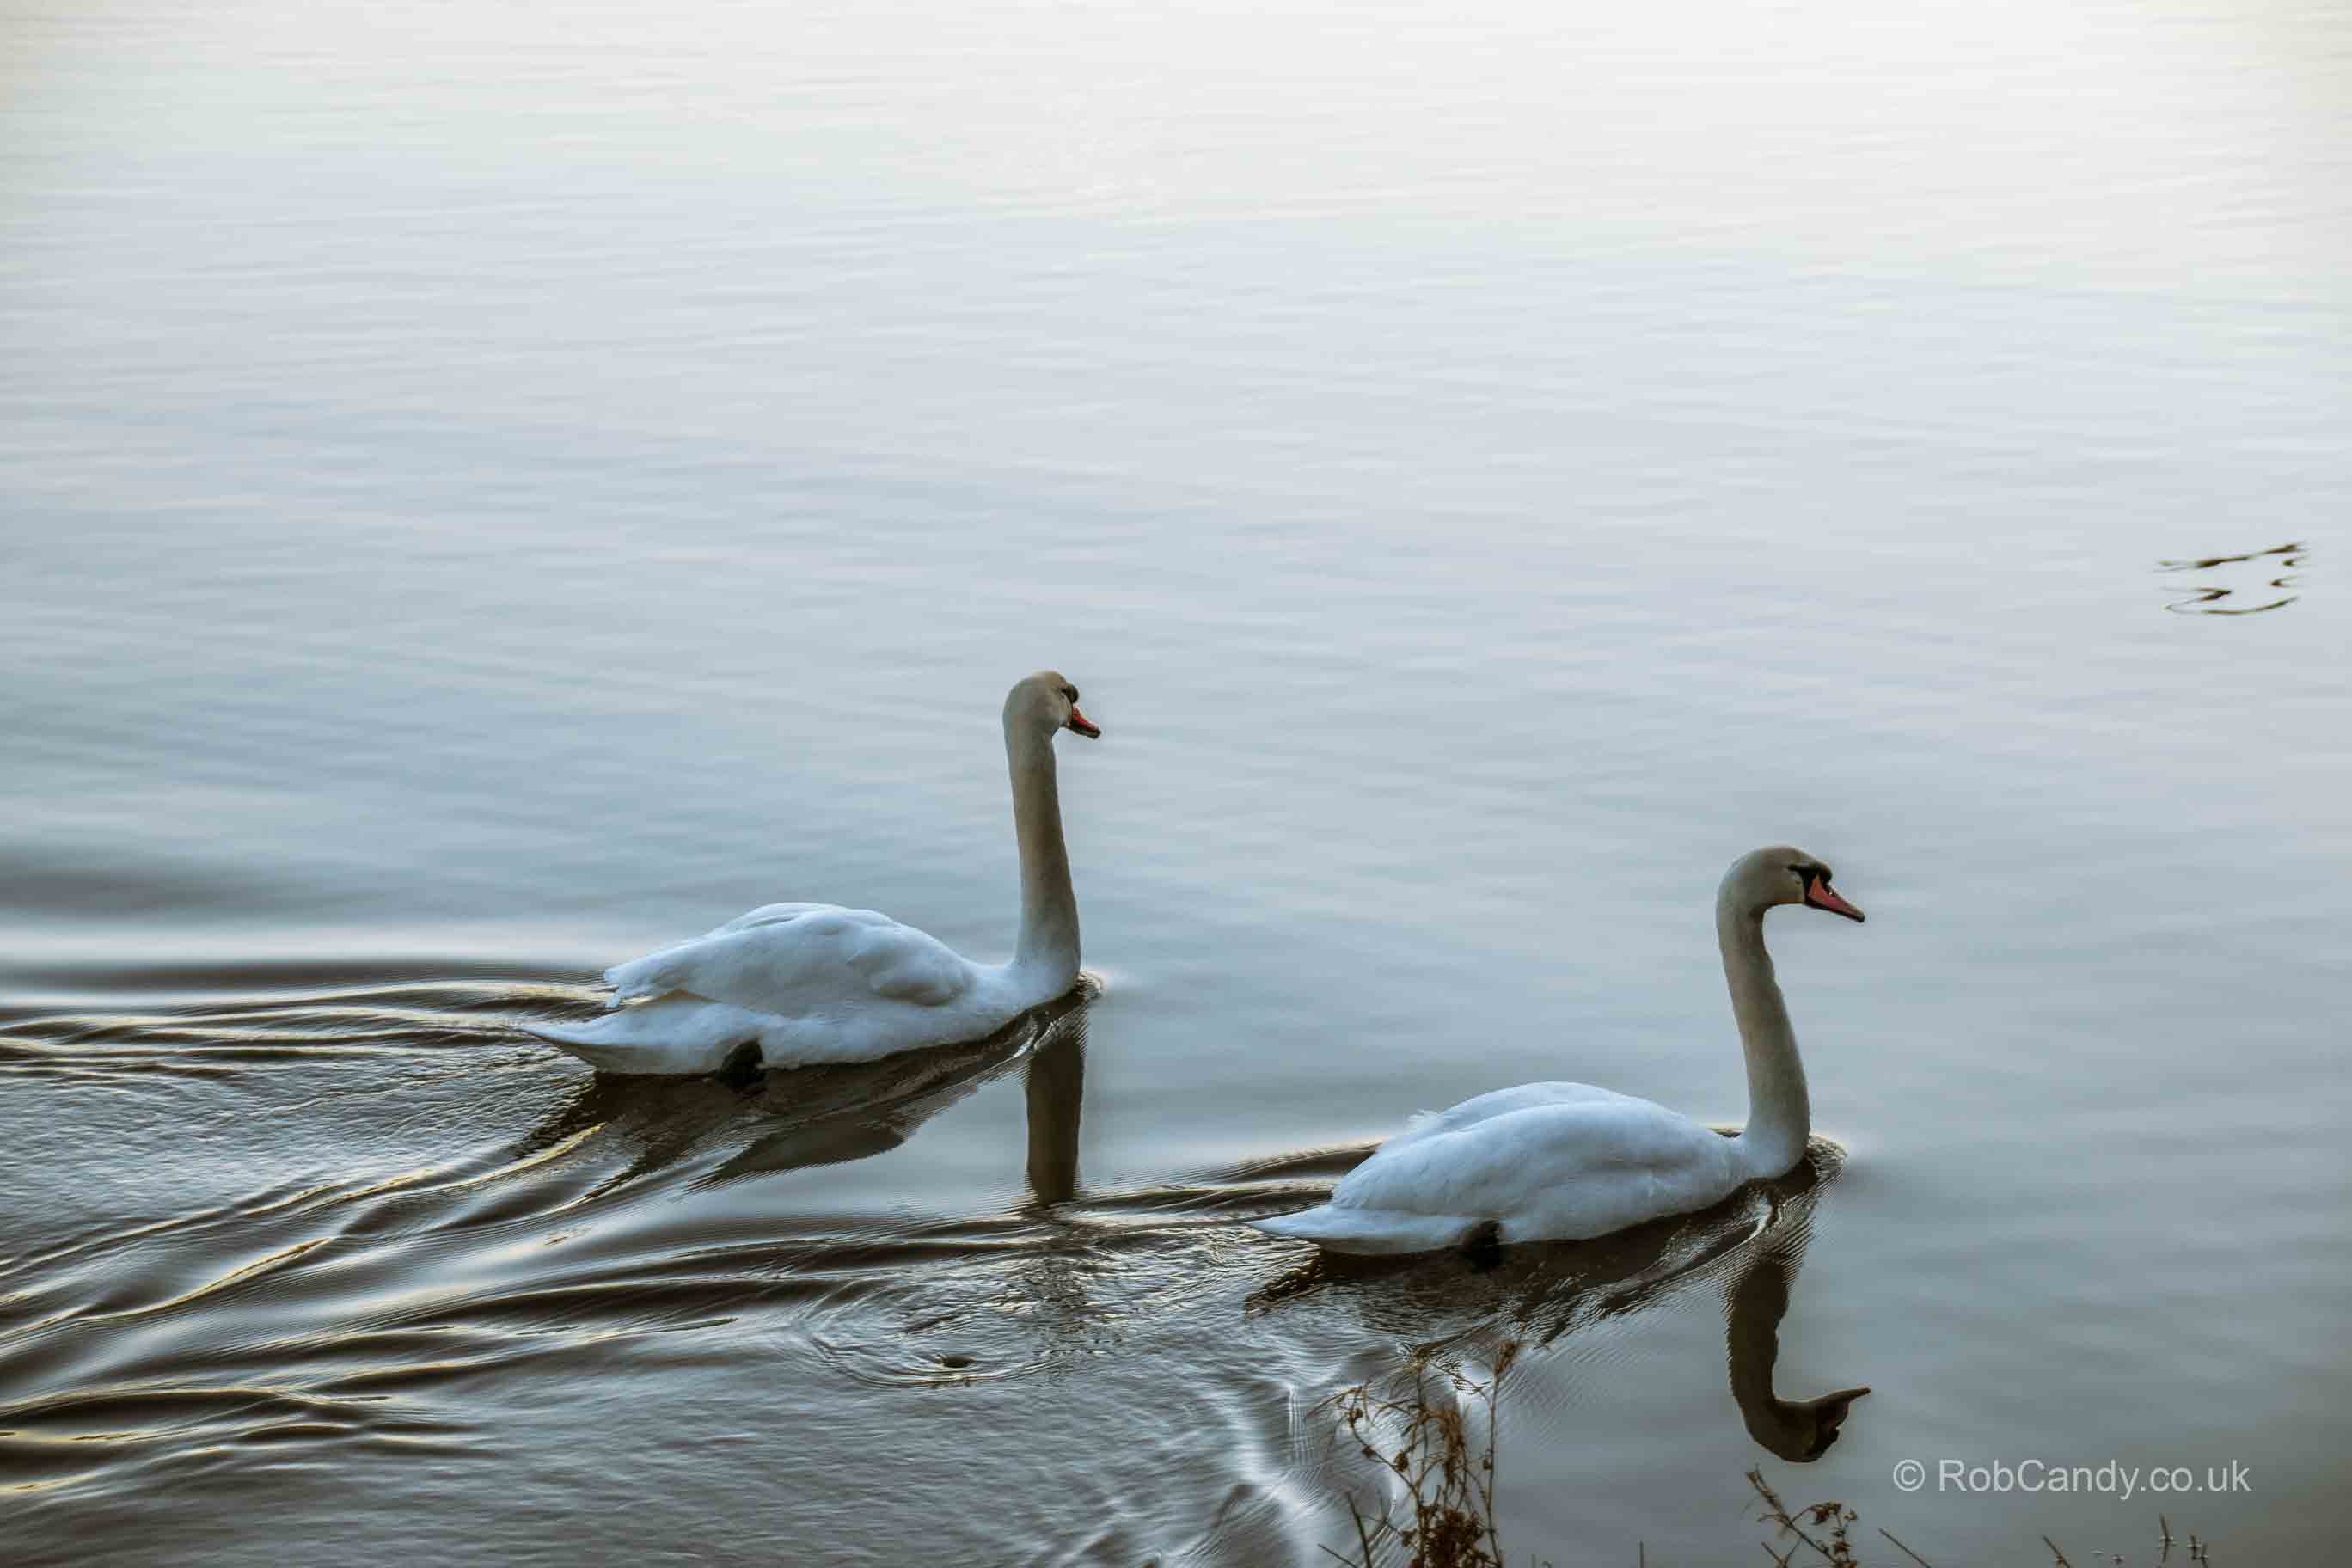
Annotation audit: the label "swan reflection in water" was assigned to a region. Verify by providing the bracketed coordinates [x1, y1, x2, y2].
[1021, 1000, 1085, 1207]
[1251, 1143, 1869, 1463]
[511, 977, 1097, 1194]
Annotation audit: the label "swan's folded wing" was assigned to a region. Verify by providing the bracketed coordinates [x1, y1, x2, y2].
[606, 907, 973, 1014]
[834, 914, 974, 1005]
[1390, 1082, 1641, 1151]
[1338, 1098, 1722, 1220]
[706, 902, 830, 937]
[593, 904, 835, 1002]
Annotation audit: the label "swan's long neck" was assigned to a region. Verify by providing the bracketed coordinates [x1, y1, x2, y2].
[1718, 894, 1809, 1178]
[1008, 723, 1080, 979]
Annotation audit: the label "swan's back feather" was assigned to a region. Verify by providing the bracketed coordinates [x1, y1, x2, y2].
[1387, 1082, 1642, 1149]
[709, 902, 830, 935]
[606, 904, 973, 1014]
[596, 904, 829, 1003]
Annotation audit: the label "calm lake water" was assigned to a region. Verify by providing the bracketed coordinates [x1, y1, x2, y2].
[4, 0, 2349, 1561]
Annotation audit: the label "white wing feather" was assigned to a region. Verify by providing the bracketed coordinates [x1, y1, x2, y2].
[606, 904, 973, 1014]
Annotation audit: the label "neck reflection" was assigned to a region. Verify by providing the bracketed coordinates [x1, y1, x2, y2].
[1724, 1234, 1870, 1461]
[1022, 1020, 1086, 1207]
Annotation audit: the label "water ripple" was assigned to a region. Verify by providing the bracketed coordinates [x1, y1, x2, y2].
[2159, 542, 2307, 616]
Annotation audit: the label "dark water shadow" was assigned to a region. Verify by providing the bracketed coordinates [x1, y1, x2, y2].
[2158, 542, 2306, 615]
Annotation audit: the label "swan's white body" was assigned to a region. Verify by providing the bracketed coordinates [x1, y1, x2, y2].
[523, 903, 1079, 1073]
[1256, 1082, 1756, 1254]
[524, 672, 1099, 1075]
[1251, 847, 1863, 1254]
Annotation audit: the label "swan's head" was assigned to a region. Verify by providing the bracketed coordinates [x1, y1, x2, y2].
[1755, 1383, 1873, 1462]
[1725, 845, 1865, 923]
[1007, 670, 1100, 740]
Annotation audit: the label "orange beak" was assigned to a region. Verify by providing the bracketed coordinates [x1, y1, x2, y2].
[1803, 874, 1864, 922]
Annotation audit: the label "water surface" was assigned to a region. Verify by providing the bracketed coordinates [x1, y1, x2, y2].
[3, 0, 2349, 1561]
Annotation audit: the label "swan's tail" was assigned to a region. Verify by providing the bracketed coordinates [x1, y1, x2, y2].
[1246, 1204, 1485, 1256]
[516, 995, 774, 1075]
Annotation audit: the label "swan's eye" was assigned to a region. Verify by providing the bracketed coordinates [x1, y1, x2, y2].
[1060, 684, 1078, 701]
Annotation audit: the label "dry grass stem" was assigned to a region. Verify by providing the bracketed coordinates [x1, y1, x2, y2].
[1877, 1528, 1936, 1567]
[1320, 1341, 1528, 1568]
[1746, 1467, 1860, 1567]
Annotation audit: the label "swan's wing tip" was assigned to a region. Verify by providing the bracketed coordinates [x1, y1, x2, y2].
[1246, 1207, 1330, 1240]
[512, 1009, 754, 1075]
[1246, 1204, 1482, 1255]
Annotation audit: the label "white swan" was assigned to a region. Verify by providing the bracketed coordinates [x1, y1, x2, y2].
[524, 671, 1100, 1075]
[1249, 846, 1865, 1254]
